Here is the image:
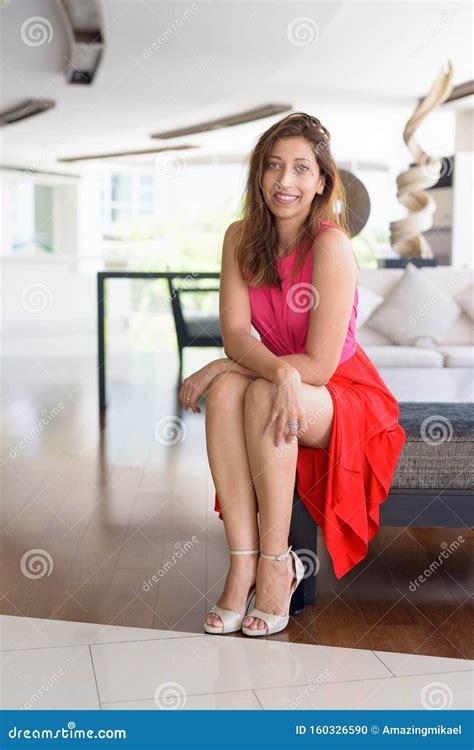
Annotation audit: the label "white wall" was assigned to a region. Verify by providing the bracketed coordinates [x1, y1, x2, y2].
[452, 109, 474, 268]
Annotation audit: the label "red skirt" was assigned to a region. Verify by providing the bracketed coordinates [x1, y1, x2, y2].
[213, 343, 407, 580]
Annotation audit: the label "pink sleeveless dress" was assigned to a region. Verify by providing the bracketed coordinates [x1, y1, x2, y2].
[248, 220, 358, 364]
[213, 221, 406, 579]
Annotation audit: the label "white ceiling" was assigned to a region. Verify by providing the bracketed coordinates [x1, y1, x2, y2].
[0, 0, 472, 169]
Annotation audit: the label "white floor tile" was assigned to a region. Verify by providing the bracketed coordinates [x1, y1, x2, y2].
[90, 637, 391, 704]
[0, 645, 99, 710]
[374, 650, 474, 676]
[255, 670, 474, 710]
[102, 691, 262, 710]
[0, 615, 202, 652]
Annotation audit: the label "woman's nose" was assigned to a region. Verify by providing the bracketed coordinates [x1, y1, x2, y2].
[277, 169, 296, 188]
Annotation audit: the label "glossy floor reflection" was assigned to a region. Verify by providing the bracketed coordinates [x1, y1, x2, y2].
[1, 615, 472, 710]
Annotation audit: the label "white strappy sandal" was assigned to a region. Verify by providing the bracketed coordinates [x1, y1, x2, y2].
[204, 549, 259, 635]
[241, 546, 305, 637]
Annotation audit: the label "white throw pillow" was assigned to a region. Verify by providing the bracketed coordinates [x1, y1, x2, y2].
[366, 262, 461, 346]
[457, 284, 474, 322]
[356, 285, 384, 327]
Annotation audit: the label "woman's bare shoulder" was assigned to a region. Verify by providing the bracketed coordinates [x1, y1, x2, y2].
[312, 227, 359, 283]
[224, 219, 245, 243]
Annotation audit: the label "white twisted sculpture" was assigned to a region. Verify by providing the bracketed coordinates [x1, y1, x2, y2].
[390, 60, 454, 258]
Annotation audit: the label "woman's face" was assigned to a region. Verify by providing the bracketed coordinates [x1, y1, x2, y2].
[261, 135, 325, 219]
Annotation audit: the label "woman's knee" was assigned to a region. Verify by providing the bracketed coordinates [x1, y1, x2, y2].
[206, 371, 252, 412]
[244, 377, 272, 415]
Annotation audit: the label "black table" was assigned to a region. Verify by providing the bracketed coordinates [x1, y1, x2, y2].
[97, 271, 220, 411]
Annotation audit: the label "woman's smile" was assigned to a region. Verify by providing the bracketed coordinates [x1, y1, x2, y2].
[272, 191, 301, 206]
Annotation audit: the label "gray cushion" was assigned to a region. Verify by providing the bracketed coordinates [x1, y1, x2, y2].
[392, 402, 474, 491]
[185, 315, 222, 341]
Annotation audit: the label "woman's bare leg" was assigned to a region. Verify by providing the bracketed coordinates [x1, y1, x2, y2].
[205, 372, 260, 627]
[242, 377, 334, 630]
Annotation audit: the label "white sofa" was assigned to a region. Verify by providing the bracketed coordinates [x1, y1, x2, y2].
[356, 265, 473, 368]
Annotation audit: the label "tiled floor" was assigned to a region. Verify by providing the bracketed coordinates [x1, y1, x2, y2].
[1, 615, 472, 711]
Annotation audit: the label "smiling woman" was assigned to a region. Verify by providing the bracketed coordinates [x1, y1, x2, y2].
[178, 112, 406, 638]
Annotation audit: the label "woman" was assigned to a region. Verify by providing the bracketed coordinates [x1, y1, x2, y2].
[178, 112, 406, 637]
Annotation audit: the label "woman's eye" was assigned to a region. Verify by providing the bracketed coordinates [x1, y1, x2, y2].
[267, 161, 280, 169]
[296, 164, 309, 172]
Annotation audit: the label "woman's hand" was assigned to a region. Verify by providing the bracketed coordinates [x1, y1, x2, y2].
[263, 368, 308, 447]
[179, 360, 223, 413]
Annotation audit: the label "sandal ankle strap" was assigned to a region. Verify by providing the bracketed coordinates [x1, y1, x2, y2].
[260, 545, 292, 561]
[229, 549, 260, 556]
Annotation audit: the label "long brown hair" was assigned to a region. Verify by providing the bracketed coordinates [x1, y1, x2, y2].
[236, 111, 351, 289]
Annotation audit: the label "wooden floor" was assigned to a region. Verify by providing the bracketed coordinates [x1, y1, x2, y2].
[1, 351, 472, 658]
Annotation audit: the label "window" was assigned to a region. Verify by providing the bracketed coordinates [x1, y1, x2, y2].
[8, 182, 54, 254]
[101, 171, 156, 238]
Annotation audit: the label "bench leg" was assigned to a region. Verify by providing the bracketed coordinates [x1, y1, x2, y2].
[289, 489, 318, 614]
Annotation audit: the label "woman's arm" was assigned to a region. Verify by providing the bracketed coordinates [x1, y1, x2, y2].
[219, 221, 295, 384]
[216, 352, 329, 384]
[219, 223, 357, 387]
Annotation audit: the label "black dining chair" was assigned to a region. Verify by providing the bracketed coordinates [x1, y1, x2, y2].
[166, 275, 223, 385]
